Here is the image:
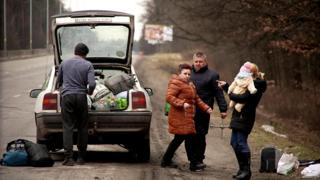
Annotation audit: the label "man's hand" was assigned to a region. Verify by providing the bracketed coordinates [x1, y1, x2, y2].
[220, 112, 227, 119]
[206, 108, 213, 114]
[216, 80, 227, 89]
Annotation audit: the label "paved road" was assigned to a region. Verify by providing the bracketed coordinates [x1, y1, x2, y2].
[0, 56, 53, 151]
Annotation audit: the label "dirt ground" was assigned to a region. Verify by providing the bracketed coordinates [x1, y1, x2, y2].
[134, 53, 305, 180]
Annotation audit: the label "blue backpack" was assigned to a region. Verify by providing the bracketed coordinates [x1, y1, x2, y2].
[1, 139, 29, 166]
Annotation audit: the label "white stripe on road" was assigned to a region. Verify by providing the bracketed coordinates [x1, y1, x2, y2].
[13, 94, 21, 98]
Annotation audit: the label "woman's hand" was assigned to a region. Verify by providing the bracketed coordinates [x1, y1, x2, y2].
[206, 108, 213, 114]
[183, 103, 191, 109]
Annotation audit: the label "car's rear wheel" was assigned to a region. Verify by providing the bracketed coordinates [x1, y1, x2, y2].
[136, 138, 150, 162]
[37, 139, 61, 152]
[128, 138, 150, 162]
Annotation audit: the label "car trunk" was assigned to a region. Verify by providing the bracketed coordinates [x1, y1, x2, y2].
[88, 67, 135, 111]
[54, 66, 136, 112]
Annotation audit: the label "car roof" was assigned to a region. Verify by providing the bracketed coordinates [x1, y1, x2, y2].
[52, 10, 133, 18]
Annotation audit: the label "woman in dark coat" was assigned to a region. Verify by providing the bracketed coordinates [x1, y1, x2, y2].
[218, 63, 267, 180]
[161, 63, 212, 171]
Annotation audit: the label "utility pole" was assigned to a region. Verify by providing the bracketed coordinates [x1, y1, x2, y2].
[46, 0, 49, 49]
[3, 0, 7, 56]
[29, 0, 33, 50]
[59, 1, 62, 14]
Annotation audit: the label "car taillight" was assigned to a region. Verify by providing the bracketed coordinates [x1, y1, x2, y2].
[132, 91, 146, 109]
[43, 93, 58, 110]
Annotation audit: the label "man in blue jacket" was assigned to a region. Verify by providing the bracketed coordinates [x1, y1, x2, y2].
[57, 43, 96, 166]
[190, 52, 228, 169]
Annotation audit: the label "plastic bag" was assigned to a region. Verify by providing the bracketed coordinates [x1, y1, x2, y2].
[301, 164, 320, 178]
[164, 102, 170, 116]
[277, 153, 299, 175]
[104, 73, 136, 94]
[91, 81, 112, 103]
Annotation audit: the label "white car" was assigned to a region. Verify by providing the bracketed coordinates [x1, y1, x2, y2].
[30, 10, 153, 162]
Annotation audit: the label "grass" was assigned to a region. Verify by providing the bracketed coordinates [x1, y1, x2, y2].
[251, 119, 320, 160]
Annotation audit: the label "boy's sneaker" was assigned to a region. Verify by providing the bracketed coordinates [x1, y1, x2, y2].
[189, 162, 205, 172]
[198, 161, 207, 169]
[62, 158, 75, 166]
[76, 157, 85, 165]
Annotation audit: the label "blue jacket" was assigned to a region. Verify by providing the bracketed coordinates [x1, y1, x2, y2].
[57, 56, 96, 97]
[190, 65, 227, 113]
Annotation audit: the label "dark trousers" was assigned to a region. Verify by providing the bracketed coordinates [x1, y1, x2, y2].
[230, 129, 250, 153]
[61, 94, 88, 158]
[231, 129, 252, 179]
[162, 134, 197, 164]
[194, 111, 210, 162]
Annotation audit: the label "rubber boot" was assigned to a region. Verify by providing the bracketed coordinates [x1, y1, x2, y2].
[232, 152, 243, 178]
[236, 152, 251, 180]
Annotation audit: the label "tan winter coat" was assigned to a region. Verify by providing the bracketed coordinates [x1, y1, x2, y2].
[166, 74, 210, 135]
[228, 76, 257, 112]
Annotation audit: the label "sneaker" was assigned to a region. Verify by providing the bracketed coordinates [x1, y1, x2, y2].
[189, 163, 204, 172]
[62, 158, 75, 166]
[161, 161, 178, 168]
[198, 162, 207, 169]
[76, 157, 85, 165]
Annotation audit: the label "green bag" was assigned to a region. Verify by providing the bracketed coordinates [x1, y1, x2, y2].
[164, 102, 170, 116]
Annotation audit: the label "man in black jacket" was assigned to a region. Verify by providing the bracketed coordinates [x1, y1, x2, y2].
[190, 52, 228, 169]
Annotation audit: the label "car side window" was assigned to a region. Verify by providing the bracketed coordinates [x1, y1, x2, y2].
[41, 70, 52, 90]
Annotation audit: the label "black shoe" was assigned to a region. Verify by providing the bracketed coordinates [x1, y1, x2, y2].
[235, 170, 251, 180]
[161, 161, 178, 168]
[198, 161, 207, 169]
[76, 157, 85, 165]
[62, 158, 75, 166]
[232, 170, 241, 178]
[189, 163, 204, 172]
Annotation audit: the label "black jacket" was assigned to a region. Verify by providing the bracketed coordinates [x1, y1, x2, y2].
[227, 79, 267, 134]
[191, 65, 227, 113]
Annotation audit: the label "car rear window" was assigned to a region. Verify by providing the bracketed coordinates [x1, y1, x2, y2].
[57, 25, 129, 61]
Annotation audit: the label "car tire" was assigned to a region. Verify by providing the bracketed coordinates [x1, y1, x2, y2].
[37, 139, 60, 152]
[136, 138, 150, 162]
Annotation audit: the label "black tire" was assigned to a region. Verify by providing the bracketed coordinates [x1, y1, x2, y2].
[136, 138, 150, 162]
[37, 139, 60, 152]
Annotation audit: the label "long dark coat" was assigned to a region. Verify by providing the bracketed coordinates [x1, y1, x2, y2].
[229, 79, 267, 134]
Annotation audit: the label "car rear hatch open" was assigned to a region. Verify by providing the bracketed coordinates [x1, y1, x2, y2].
[51, 10, 134, 69]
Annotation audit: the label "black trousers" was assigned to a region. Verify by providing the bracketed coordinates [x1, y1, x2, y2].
[162, 134, 197, 164]
[194, 110, 210, 162]
[61, 94, 88, 158]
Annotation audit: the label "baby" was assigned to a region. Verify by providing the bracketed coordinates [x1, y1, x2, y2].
[228, 61, 257, 112]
